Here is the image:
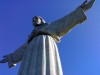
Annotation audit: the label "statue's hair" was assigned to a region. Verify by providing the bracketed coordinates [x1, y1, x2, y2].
[32, 16, 46, 27]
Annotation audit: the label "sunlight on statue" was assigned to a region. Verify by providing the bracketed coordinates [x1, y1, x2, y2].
[0, 0, 95, 75]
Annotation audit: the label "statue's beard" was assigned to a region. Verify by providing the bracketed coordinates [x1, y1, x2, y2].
[34, 22, 43, 27]
[33, 19, 46, 27]
[33, 21, 41, 27]
[36, 21, 41, 25]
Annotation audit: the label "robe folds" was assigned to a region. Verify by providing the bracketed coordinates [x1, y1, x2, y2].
[6, 7, 87, 75]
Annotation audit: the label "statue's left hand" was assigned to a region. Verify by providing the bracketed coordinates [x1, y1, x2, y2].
[81, 0, 95, 12]
[0, 55, 8, 63]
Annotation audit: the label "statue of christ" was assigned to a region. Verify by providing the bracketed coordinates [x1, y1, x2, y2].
[0, 0, 95, 75]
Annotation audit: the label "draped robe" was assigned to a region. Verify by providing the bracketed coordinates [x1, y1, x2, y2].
[6, 7, 87, 75]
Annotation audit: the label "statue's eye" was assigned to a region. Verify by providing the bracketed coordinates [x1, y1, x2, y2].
[32, 16, 40, 22]
[33, 18, 37, 21]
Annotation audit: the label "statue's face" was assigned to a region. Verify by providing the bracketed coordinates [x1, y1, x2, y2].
[32, 16, 42, 25]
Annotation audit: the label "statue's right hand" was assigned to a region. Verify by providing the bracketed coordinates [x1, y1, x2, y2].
[80, 0, 95, 12]
[0, 55, 8, 63]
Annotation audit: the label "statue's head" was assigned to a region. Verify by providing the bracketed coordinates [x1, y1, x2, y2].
[32, 16, 46, 27]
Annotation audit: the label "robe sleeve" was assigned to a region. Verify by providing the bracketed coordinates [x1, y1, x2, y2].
[41, 7, 87, 38]
[7, 41, 28, 68]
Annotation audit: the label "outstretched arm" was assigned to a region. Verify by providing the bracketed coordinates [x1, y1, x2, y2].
[41, 0, 95, 38]
[0, 42, 28, 68]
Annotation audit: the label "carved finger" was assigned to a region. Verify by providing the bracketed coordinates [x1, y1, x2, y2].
[81, 0, 87, 9]
[3, 55, 7, 58]
[82, 0, 88, 5]
[84, 0, 88, 4]
[0, 59, 7, 63]
[86, 0, 95, 10]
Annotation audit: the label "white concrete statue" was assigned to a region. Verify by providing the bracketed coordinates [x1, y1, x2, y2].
[0, 0, 95, 75]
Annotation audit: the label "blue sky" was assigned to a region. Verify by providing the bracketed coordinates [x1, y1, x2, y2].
[0, 0, 100, 75]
